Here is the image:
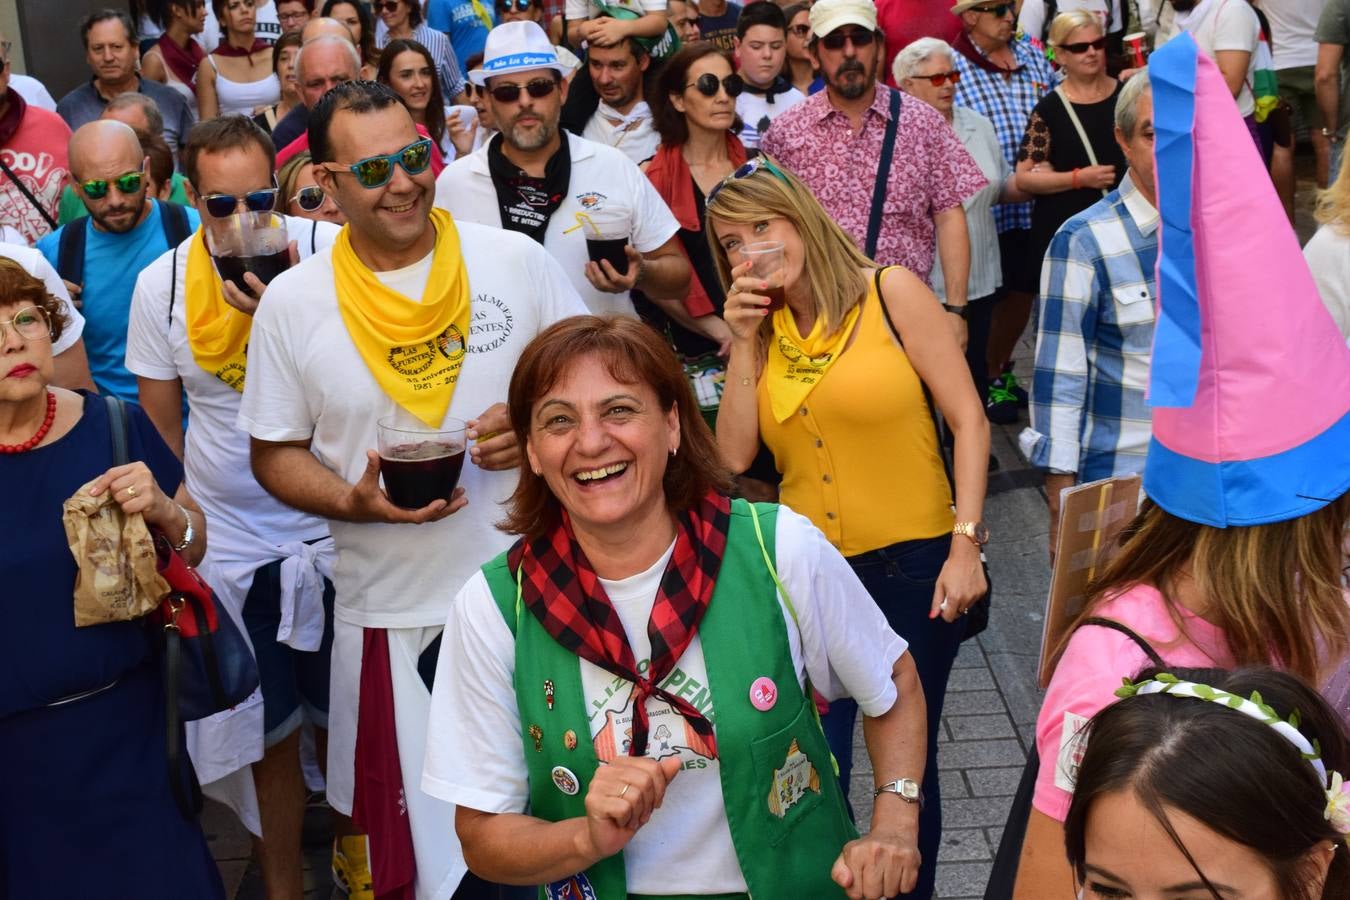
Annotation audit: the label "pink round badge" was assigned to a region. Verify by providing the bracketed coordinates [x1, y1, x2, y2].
[749, 676, 777, 712]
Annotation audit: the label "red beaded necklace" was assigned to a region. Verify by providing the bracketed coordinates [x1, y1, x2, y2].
[0, 391, 57, 453]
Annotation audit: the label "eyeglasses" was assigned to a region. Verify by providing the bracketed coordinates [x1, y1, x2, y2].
[323, 137, 433, 188]
[788, 23, 811, 37]
[0, 305, 51, 343]
[378, 0, 402, 11]
[278, 10, 311, 23]
[290, 185, 329, 212]
[79, 164, 146, 200]
[198, 181, 280, 218]
[818, 28, 875, 50]
[706, 155, 791, 206]
[496, 0, 534, 10]
[970, 3, 1014, 15]
[686, 72, 744, 97]
[488, 77, 559, 103]
[910, 69, 960, 86]
[1058, 37, 1107, 53]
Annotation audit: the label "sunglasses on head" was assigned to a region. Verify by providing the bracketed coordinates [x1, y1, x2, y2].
[496, 0, 534, 10]
[80, 164, 146, 200]
[1059, 36, 1107, 53]
[706, 155, 791, 206]
[818, 27, 875, 50]
[323, 137, 433, 189]
[290, 185, 329, 212]
[198, 180, 280, 218]
[788, 23, 811, 36]
[911, 69, 960, 86]
[488, 77, 559, 103]
[686, 72, 743, 97]
[971, 3, 1014, 15]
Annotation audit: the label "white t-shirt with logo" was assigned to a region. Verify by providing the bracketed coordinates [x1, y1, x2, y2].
[124, 215, 339, 547]
[434, 132, 680, 317]
[422, 506, 908, 894]
[237, 220, 588, 628]
[736, 86, 806, 151]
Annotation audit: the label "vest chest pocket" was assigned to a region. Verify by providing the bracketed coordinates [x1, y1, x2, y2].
[748, 700, 832, 845]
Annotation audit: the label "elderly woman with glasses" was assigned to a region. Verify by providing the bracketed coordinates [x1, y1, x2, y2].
[0, 257, 220, 897]
[424, 314, 927, 899]
[895, 36, 1028, 406]
[1014, 11, 1125, 278]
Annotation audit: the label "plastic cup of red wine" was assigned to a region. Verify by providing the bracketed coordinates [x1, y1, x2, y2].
[738, 241, 787, 311]
[377, 417, 468, 510]
[204, 211, 291, 293]
[585, 234, 631, 277]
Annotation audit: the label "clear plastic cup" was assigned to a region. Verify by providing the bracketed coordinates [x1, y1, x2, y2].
[377, 417, 468, 510]
[739, 241, 787, 311]
[204, 210, 291, 293]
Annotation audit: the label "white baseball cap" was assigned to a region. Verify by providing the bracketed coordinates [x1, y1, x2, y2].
[809, 0, 879, 38]
[470, 21, 569, 86]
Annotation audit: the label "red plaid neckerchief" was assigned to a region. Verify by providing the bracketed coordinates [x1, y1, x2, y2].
[510, 490, 731, 758]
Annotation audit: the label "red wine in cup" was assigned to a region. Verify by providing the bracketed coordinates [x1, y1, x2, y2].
[380, 441, 466, 509]
[763, 284, 787, 312]
[586, 238, 631, 276]
[213, 249, 291, 293]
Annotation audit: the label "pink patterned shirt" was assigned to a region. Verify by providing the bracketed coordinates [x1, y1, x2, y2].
[761, 85, 987, 279]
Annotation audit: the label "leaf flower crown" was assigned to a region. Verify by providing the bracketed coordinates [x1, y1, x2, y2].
[1116, 674, 1350, 841]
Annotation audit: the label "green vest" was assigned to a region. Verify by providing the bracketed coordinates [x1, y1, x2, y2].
[483, 500, 857, 900]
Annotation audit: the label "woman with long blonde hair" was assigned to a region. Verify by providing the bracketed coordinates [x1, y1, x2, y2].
[1303, 151, 1350, 340]
[708, 156, 989, 900]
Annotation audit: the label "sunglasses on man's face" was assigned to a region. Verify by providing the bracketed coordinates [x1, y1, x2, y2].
[971, 3, 1014, 16]
[489, 77, 559, 104]
[686, 72, 744, 98]
[324, 138, 433, 189]
[496, 0, 534, 11]
[80, 166, 146, 200]
[818, 28, 875, 51]
[290, 185, 329, 212]
[199, 182, 280, 218]
[911, 69, 960, 86]
[1059, 36, 1107, 53]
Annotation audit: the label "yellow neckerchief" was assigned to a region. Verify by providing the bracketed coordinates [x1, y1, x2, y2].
[763, 302, 861, 423]
[469, 0, 493, 30]
[331, 207, 470, 428]
[184, 229, 251, 391]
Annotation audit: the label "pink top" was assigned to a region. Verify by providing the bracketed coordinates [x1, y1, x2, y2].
[1032, 583, 1235, 822]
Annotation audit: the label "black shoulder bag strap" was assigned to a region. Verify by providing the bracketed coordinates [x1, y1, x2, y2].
[984, 617, 1165, 898]
[56, 218, 88, 287]
[167, 242, 181, 326]
[864, 88, 901, 260]
[0, 155, 58, 233]
[157, 199, 192, 247]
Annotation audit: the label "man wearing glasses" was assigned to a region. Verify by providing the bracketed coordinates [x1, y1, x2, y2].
[240, 80, 585, 900]
[436, 21, 687, 316]
[761, 0, 985, 348]
[125, 113, 340, 900]
[276, 0, 315, 35]
[36, 120, 197, 403]
[951, 0, 1056, 424]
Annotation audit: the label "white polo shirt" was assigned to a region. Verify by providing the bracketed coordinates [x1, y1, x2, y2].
[433, 132, 680, 317]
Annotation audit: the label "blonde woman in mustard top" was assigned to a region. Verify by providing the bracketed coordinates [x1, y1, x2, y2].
[707, 156, 990, 900]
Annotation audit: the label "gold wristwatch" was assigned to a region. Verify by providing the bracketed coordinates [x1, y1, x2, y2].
[953, 521, 990, 546]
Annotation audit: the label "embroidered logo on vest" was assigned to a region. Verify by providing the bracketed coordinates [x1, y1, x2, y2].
[767, 738, 821, 817]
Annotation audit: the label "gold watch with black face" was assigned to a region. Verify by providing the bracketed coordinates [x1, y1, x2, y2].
[953, 521, 990, 546]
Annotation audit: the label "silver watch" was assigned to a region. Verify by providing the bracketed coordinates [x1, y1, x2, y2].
[873, 778, 924, 808]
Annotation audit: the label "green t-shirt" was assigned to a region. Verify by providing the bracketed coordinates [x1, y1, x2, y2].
[58, 172, 191, 225]
[1316, 0, 1350, 138]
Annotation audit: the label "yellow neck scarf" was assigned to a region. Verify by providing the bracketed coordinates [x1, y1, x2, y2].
[764, 304, 861, 423]
[185, 229, 251, 391]
[332, 207, 471, 428]
[469, 0, 494, 30]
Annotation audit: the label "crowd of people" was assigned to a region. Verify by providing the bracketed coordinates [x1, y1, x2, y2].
[0, 0, 1347, 899]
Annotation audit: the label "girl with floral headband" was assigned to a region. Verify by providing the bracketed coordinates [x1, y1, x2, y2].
[1065, 666, 1350, 899]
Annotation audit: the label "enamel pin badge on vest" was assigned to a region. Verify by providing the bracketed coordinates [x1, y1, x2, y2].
[767, 738, 821, 817]
[545, 872, 597, 900]
[544, 679, 555, 710]
[750, 676, 778, 711]
[563, 729, 578, 751]
[528, 724, 543, 752]
[551, 765, 580, 796]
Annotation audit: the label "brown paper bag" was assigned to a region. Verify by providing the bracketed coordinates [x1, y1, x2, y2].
[62, 479, 169, 627]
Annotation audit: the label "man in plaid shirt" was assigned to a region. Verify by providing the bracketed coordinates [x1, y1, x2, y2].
[951, 0, 1055, 423]
[1021, 76, 1157, 549]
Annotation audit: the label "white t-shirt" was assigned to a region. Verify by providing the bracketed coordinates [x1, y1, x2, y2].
[200, 0, 281, 50]
[1304, 223, 1350, 343]
[1159, 0, 1261, 115]
[582, 102, 662, 166]
[0, 243, 84, 353]
[1017, 0, 1117, 42]
[735, 85, 806, 151]
[434, 132, 680, 317]
[422, 506, 908, 895]
[1257, 0, 1321, 69]
[124, 216, 339, 547]
[237, 221, 588, 628]
[565, 0, 667, 20]
[9, 74, 56, 112]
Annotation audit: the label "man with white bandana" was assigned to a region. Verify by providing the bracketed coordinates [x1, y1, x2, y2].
[239, 80, 585, 899]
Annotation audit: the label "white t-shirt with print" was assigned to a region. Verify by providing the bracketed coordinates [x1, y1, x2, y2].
[124, 216, 339, 547]
[422, 506, 908, 895]
[735, 86, 806, 151]
[237, 220, 588, 628]
[1159, 0, 1261, 115]
[434, 132, 679, 317]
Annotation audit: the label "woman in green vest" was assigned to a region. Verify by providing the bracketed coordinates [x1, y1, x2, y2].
[422, 315, 928, 900]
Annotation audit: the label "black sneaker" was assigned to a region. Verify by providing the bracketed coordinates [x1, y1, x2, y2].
[1001, 364, 1029, 408]
[985, 377, 1019, 425]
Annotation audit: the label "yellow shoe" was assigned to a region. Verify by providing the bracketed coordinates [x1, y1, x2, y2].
[332, 834, 375, 900]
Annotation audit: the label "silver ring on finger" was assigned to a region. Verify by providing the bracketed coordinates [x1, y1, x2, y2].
[617, 783, 630, 798]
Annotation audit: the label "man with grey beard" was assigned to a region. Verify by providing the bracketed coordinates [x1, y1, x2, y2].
[434, 20, 687, 317]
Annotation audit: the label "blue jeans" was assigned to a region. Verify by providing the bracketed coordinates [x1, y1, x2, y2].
[821, 535, 966, 900]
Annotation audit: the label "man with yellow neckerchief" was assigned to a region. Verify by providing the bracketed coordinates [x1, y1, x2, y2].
[126, 115, 343, 900]
[240, 81, 586, 900]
